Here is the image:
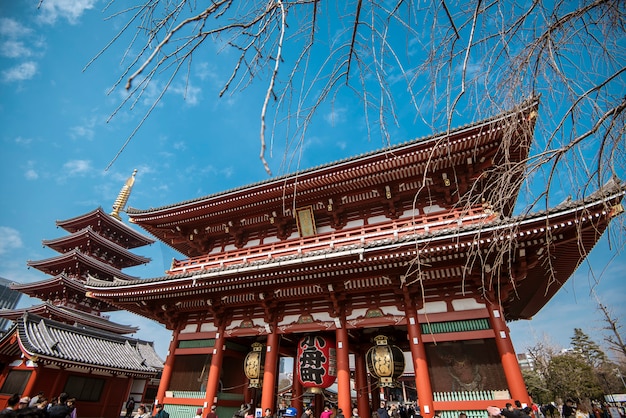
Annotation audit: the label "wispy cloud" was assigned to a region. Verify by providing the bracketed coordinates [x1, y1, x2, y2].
[0, 227, 23, 255]
[63, 159, 92, 176]
[324, 107, 348, 126]
[70, 117, 97, 140]
[2, 61, 37, 82]
[170, 83, 202, 106]
[0, 18, 44, 84]
[0, 18, 33, 38]
[37, 0, 97, 25]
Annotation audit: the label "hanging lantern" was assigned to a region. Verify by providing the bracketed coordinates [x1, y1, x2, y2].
[366, 335, 405, 387]
[244, 342, 265, 387]
[297, 335, 337, 390]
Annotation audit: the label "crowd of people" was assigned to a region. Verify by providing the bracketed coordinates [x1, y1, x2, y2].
[0, 392, 77, 418]
[118, 397, 626, 418]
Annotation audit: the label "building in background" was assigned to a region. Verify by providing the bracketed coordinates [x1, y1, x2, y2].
[0, 277, 22, 333]
[0, 171, 163, 418]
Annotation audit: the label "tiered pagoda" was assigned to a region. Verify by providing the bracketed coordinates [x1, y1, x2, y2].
[0, 171, 163, 418]
[85, 99, 625, 418]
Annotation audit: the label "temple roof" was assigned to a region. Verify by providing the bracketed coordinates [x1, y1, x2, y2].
[0, 301, 138, 334]
[42, 226, 151, 268]
[27, 249, 138, 282]
[127, 98, 539, 257]
[86, 180, 625, 324]
[0, 313, 162, 377]
[56, 207, 154, 249]
[8, 274, 119, 313]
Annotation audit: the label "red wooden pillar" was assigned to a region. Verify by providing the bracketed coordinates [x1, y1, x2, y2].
[205, 326, 227, 409]
[261, 328, 279, 412]
[487, 301, 530, 404]
[354, 348, 370, 418]
[156, 329, 179, 406]
[292, 358, 303, 413]
[21, 364, 38, 398]
[405, 305, 434, 418]
[335, 323, 352, 418]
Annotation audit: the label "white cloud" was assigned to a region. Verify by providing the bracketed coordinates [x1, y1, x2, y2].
[324, 107, 347, 126]
[14, 136, 33, 145]
[0, 18, 32, 38]
[0, 227, 23, 255]
[25, 169, 39, 180]
[63, 159, 92, 175]
[70, 117, 97, 140]
[1, 40, 32, 58]
[170, 83, 202, 106]
[37, 0, 97, 25]
[2, 61, 37, 82]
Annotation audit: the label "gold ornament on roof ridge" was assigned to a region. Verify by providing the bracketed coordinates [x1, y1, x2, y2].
[111, 169, 137, 220]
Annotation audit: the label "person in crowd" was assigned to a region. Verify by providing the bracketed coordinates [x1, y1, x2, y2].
[136, 405, 150, 418]
[47, 393, 71, 418]
[389, 405, 400, 418]
[125, 397, 136, 418]
[377, 402, 390, 418]
[500, 403, 518, 418]
[66, 398, 76, 418]
[265, 409, 275, 418]
[284, 408, 298, 418]
[17, 399, 30, 410]
[350, 408, 359, 418]
[207, 405, 218, 418]
[244, 405, 254, 418]
[277, 401, 288, 418]
[321, 406, 332, 418]
[29, 393, 44, 409]
[3, 394, 20, 411]
[195, 408, 204, 418]
[563, 400, 577, 418]
[301, 407, 313, 418]
[155, 404, 170, 418]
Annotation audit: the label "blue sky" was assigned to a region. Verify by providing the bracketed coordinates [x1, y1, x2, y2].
[0, 1, 624, 361]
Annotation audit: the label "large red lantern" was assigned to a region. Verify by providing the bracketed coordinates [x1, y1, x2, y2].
[366, 335, 405, 387]
[297, 335, 337, 390]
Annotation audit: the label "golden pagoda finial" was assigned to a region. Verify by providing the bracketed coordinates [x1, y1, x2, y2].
[111, 169, 137, 220]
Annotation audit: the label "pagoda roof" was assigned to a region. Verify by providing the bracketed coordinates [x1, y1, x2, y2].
[0, 301, 138, 334]
[27, 249, 138, 282]
[86, 180, 625, 323]
[128, 98, 539, 256]
[56, 207, 154, 249]
[42, 226, 151, 268]
[0, 313, 162, 378]
[9, 274, 121, 312]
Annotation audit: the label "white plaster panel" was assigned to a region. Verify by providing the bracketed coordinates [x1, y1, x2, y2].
[423, 204, 445, 214]
[278, 314, 301, 327]
[346, 308, 369, 320]
[200, 322, 218, 333]
[451, 298, 486, 311]
[398, 208, 421, 219]
[180, 323, 197, 333]
[345, 219, 365, 228]
[367, 215, 388, 224]
[264, 236, 281, 244]
[417, 301, 448, 314]
[317, 226, 334, 234]
[245, 239, 261, 248]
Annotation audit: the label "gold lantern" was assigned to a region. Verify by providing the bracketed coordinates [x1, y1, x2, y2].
[244, 342, 265, 387]
[366, 335, 405, 387]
